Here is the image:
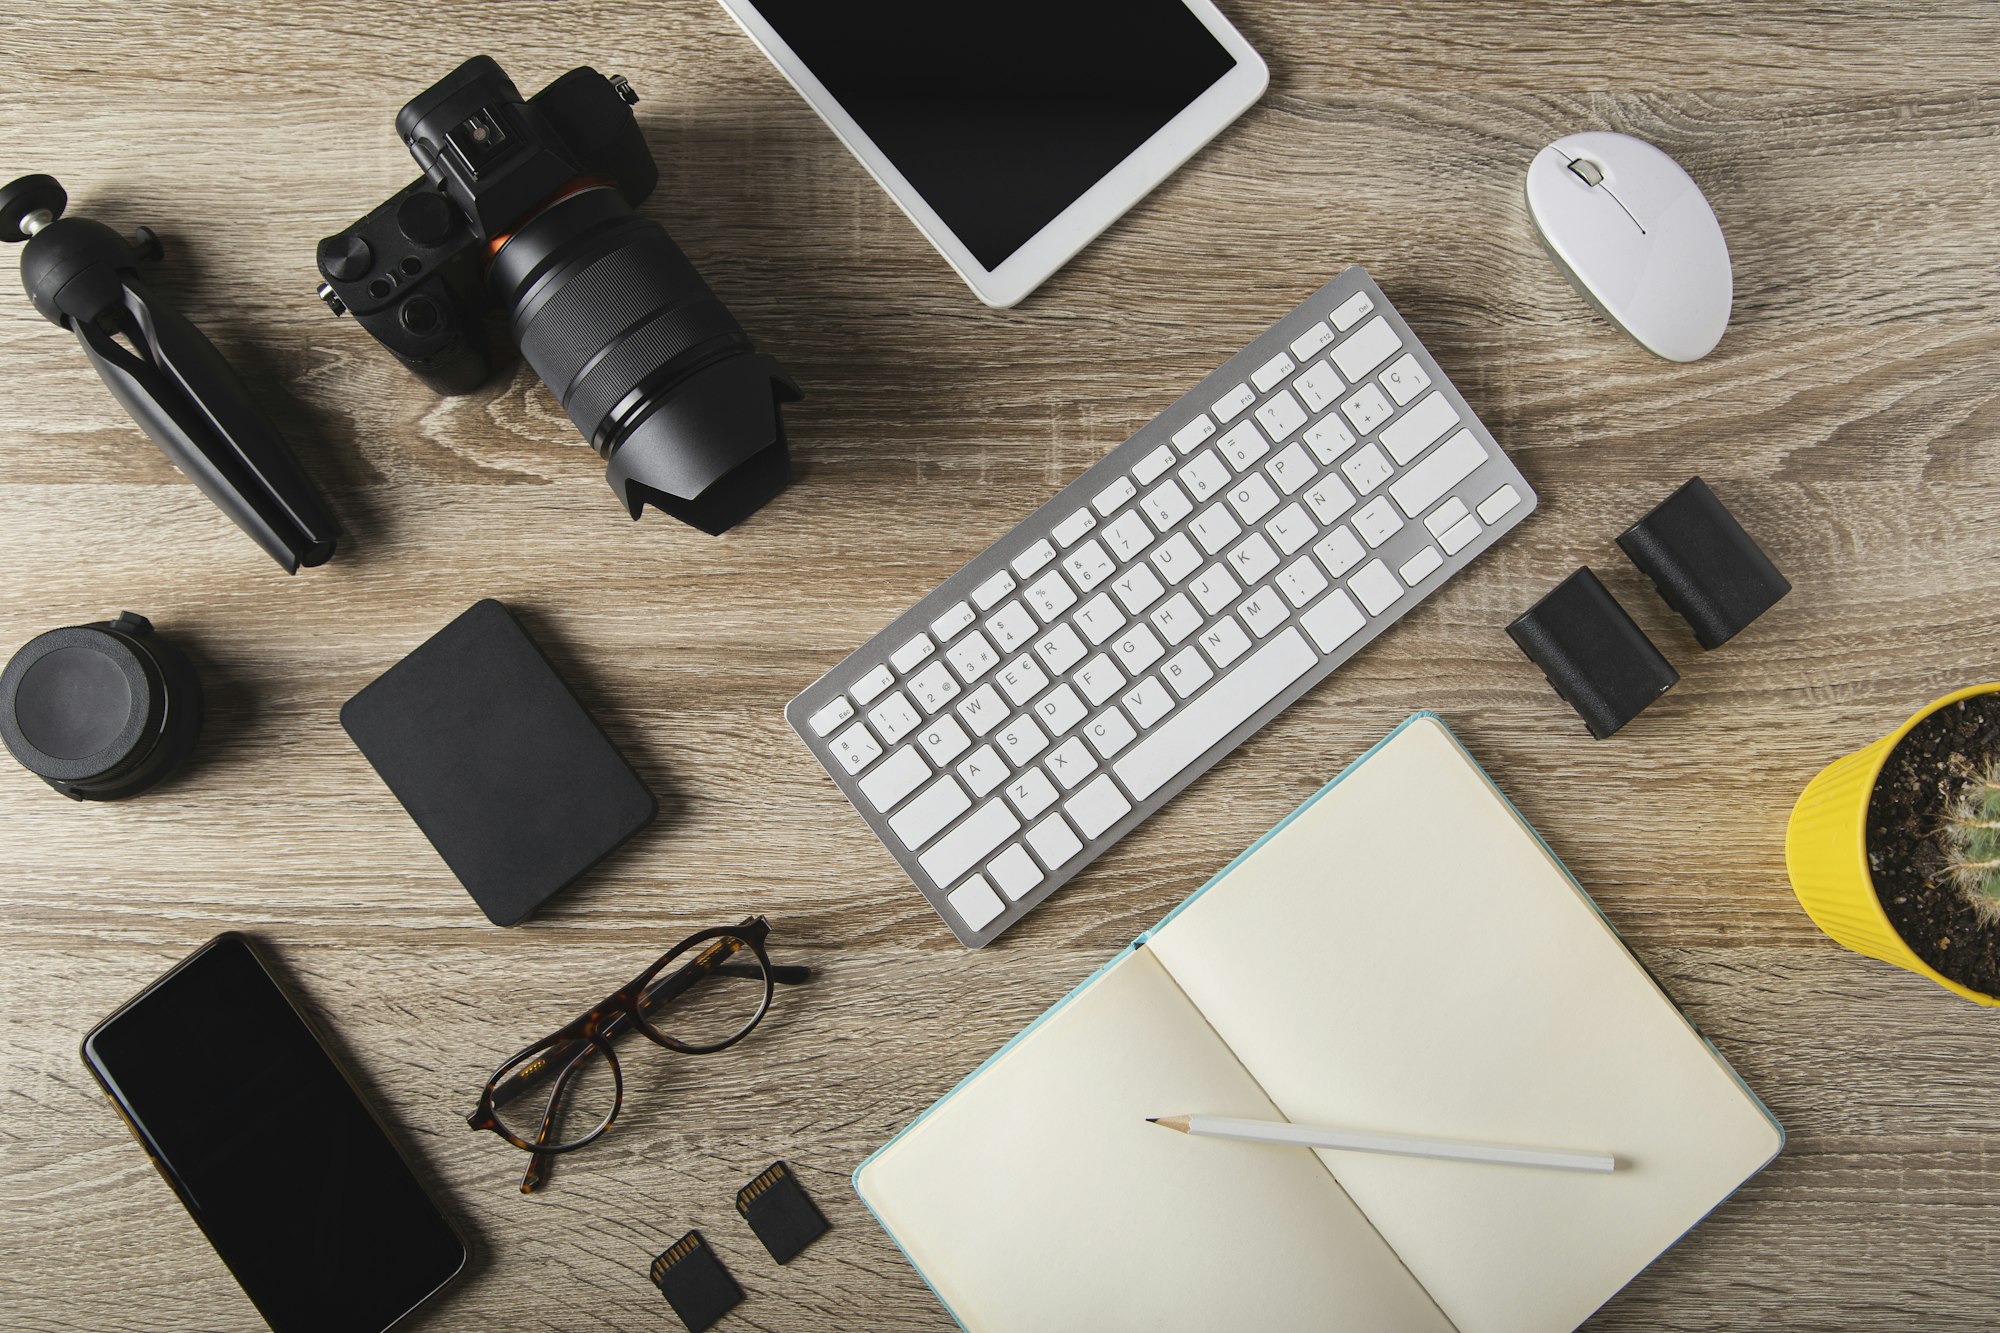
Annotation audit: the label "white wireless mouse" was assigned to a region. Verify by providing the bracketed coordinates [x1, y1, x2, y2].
[1525, 132, 1732, 362]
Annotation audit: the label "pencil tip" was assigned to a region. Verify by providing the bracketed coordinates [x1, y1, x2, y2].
[1145, 1117, 1158, 1123]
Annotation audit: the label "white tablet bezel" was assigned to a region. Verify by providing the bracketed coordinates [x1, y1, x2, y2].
[714, 0, 1269, 307]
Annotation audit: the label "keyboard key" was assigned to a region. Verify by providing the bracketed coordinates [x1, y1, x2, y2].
[1122, 676, 1173, 727]
[1340, 382, 1394, 435]
[1075, 654, 1126, 706]
[1075, 593, 1127, 645]
[988, 845, 1043, 901]
[947, 874, 1004, 931]
[1303, 475, 1356, 525]
[1052, 511, 1096, 550]
[1190, 564, 1242, 615]
[1439, 513, 1482, 555]
[1289, 321, 1333, 361]
[1227, 533, 1280, 584]
[1353, 496, 1405, 547]
[830, 721, 883, 775]
[929, 602, 976, 642]
[1103, 509, 1155, 561]
[1171, 415, 1216, 453]
[1238, 587, 1289, 638]
[1063, 539, 1116, 592]
[807, 697, 854, 737]
[1217, 420, 1269, 472]
[1083, 709, 1137, 759]
[1314, 526, 1365, 578]
[1161, 645, 1214, 697]
[957, 745, 1007, 796]
[869, 692, 921, 744]
[1199, 616, 1251, 668]
[972, 570, 1016, 610]
[1252, 351, 1296, 393]
[1112, 623, 1165, 673]
[1094, 476, 1137, 516]
[1400, 545, 1445, 586]
[1141, 480, 1194, 531]
[1011, 540, 1056, 579]
[1391, 429, 1489, 517]
[1294, 360, 1343, 413]
[1211, 382, 1255, 421]
[1025, 570, 1079, 622]
[957, 684, 1007, 735]
[1227, 473, 1280, 524]
[1265, 502, 1315, 555]
[1277, 555, 1329, 607]
[1034, 624, 1087, 675]
[1047, 737, 1098, 788]
[1331, 290, 1375, 331]
[1114, 628, 1317, 800]
[1305, 414, 1357, 465]
[995, 654, 1050, 705]
[1006, 768, 1059, 820]
[1349, 559, 1404, 615]
[1067, 773, 1133, 836]
[907, 660, 961, 712]
[1300, 588, 1365, 651]
[921, 799, 1021, 886]
[1477, 483, 1523, 523]
[1424, 497, 1470, 537]
[1380, 352, 1431, 405]
[1265, 442, 1317, 495]
[1034, 683, 1088, 735]
[1331, 315, 1401, 380]
[860, 746, 931, 812]
[946, 631, 1000, 682]
[1189, 503, 1241, 554]
[1027, 813, 1085, 870]
[997, 714, 1050, 765]
[1150, 593, 1202, 644]
[987, 600, 1036, 653]
[1380, 391, 1460, 465]
[852, 665, 895, 705]
[890, 776, 971, 849]
[1254, 390, 1307, 444]
[891, 634, 934, 672]
[1340, 443, 1394, 495]
[1178, 450, 1230, 503]
[1111, 563, 1166, 613]
[918, 715, 972, 765]
[1133, 445, 1175, 486]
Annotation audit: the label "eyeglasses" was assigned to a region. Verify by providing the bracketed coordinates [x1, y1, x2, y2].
[467, 916, 811, 1192]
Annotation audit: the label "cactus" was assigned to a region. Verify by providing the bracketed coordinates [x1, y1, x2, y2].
[1947, 761, 2000, 920]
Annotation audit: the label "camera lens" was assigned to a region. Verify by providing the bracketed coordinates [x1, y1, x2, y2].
[486, 185, 799, 535]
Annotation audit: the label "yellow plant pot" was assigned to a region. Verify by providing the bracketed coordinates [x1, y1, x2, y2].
[1785, 683, 2000, 1005]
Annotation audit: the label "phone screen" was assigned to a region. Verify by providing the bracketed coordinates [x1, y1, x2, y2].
[82, 935, 465, 1333]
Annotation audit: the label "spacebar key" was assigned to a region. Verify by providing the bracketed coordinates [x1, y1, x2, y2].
[1113, 628, 1317, 801]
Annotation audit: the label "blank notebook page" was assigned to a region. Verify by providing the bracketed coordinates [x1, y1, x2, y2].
[1146, 715, 1782, 1333]
[855, 946, 1451, 1333]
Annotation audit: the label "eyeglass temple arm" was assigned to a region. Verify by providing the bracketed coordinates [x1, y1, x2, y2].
[519, 1040, 607, 1193]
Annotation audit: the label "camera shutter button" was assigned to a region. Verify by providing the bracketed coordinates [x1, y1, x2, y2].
[320, 235, 373, 283]
[397, 191, 455, 246]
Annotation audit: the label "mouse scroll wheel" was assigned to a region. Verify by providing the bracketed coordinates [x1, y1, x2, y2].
[1567, 158, 1605, 187]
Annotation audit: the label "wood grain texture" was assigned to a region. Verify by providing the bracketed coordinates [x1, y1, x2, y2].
[2, 1, 1999, 1328]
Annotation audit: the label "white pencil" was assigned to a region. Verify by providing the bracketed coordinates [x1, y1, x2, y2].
[1148, 1114, 1617, 1173]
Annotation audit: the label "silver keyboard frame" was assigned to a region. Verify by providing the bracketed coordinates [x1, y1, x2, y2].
[786, 267, 1536, 946]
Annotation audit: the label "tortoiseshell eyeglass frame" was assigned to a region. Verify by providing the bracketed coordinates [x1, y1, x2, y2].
[466, 915, 812, 1192]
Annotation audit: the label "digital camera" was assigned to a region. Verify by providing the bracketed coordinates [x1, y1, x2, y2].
[316, 56, 799, 534]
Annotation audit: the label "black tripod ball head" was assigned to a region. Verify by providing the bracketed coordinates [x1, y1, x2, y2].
[1, 174, 165, 328]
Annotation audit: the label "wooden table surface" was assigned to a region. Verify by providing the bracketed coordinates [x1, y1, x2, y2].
[4, 2, 1999, 1329]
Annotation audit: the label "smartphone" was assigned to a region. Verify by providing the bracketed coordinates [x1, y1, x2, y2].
[81, 933, 466, 1332]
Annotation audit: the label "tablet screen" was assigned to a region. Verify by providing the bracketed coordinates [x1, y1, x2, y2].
[749, 1, 1239, 270]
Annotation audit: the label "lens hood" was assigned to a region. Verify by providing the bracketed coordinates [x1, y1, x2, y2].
[605, 353, 801, 535]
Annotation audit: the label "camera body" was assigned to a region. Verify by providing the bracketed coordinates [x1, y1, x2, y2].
[318, 57, 799, 535]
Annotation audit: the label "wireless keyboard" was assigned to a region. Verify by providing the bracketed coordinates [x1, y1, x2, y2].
[786, 268, 1536, 946]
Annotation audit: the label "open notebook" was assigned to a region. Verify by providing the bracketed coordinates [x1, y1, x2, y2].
[855, 713, 1782, 1333]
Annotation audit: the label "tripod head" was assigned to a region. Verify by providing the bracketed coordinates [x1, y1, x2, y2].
[1, 174, 341, 573]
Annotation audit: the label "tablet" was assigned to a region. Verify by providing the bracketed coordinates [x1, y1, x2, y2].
[716, 0, 1268, 307]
